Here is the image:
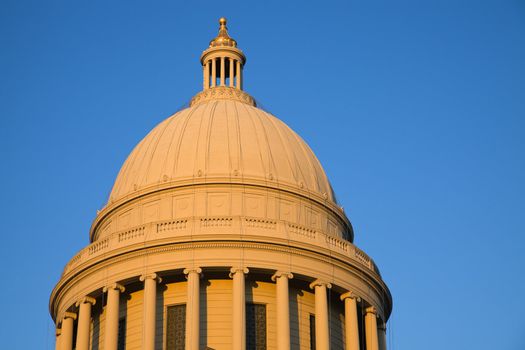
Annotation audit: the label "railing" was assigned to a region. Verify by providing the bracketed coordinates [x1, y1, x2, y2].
[288, 223, 316, 239]
[157, 220, 187, 233]
[245, 218, 277, 230]
[119, 226, 145, 242]
[62, 216, 378, 277]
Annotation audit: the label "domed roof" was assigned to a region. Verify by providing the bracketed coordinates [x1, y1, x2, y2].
[109, 99, 336, 203]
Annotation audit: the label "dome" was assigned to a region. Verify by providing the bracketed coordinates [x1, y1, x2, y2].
[109, 99, 336, 204]
[50, 19, 391, 350]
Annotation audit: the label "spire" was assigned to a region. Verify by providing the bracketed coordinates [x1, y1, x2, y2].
[190, 18, 255, 107]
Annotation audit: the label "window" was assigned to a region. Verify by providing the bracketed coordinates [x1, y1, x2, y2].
[309, 314, 316, 350]
[246, 303, 266, 350]
[166, 304, 186, 350]
[117, 317, 126, 350]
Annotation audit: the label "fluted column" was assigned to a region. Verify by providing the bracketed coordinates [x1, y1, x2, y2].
[229, 58, 235, 87]
[236, 60, 242, 90]
[272, 271, 293, 350]
[309, 280, 332, 350]
[211, 58, 216, 87]
[340, 292, 360, 350]
[55, 328, 61, 350]
[230, 267, 249, 350]
[75, 296, 96, 350]
[378, 321, 387, 350]
[220, 57, 226, 86]
[184, 267, 202, 350]
[103, 283, 125, 350]
[365, 307, 379, 350]
[140, 273, 162, 350]
[60, 312, 77, 350]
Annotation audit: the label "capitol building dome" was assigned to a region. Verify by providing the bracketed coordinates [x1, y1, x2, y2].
[108, 98, 337, 211]
[50, 18, 391, 350]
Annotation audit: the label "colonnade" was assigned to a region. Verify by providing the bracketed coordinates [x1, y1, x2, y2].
[203, 56, 243, 90]
[54, 268, 386, 350]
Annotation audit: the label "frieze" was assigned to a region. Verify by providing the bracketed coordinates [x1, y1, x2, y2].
[190, 86, 256, 107]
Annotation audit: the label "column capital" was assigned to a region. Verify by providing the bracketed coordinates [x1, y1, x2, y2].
[103, 283, 125, 293]
[63, 311, 77, 321]
[309, 279, 332, 290]
[140, 273, 162, 283]
[229, 266, 249, 278]
[75, 296, 96, 307]
[271, 271, 294, 282]
[365, 306, 378, 316]
[183, 267, 203, 275]
[340, 291, 361, 302]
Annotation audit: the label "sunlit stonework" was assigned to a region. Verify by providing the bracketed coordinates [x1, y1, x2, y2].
[50, 18, 392, 350]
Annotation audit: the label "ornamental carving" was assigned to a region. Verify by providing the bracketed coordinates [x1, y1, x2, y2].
[190, 86, 256, 107]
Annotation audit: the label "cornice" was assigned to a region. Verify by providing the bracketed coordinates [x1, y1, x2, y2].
[50, 238, 392, 322]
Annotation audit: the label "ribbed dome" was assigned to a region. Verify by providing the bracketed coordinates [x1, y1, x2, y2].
[109, 99, 336, 204]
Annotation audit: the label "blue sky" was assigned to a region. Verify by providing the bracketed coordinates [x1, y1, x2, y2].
[1, 1, 524, 349]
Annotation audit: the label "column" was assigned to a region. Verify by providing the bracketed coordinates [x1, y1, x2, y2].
[365, 307, 379, 350]
[103, 283, 125, 350]
[55, 328, 61, 350]
[61, 312, 77, 350]
[75, 296, 96, 350]
[272, 271, 293, 350]
[211, 58, 216, 87]
[378, 321, 387, 350]
[140, 273, 162, 350]
[340, 292, 360, 350]
[220, 56, 226, 86]
[309, 280, 332, 350]
[236, 60, 242, 90]
[229, 58, 235, 87]
[203, 61, 210, 90]
[230, 267, 249, 350]
[184, 267, 202, 350]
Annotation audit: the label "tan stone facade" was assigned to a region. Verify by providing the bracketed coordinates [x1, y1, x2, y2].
[50, 18, 392, 350]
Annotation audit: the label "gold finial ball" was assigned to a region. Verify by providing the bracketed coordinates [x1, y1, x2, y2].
[219, 17, 227, 26]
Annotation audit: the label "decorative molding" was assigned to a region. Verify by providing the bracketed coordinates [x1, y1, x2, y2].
[229, 266, 249, 278]
[340, 291, 361, 302]
[75, 296, 96, 307]
[365, 306, 378, 316]
[190, 86, 256, 107]
[102, 283, 125, 293]
[139, 273, 162, 283]
[62, 311, 77, 321]
[309, 279, 332, 290]
[271, 271, 294, 282]
[183, 267, 203, 276]
[50, 240, 391, 322]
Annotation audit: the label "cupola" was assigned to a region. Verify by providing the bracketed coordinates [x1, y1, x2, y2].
[191, 18, 255, 106]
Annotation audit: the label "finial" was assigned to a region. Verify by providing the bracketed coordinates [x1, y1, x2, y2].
[209, 17, 237, 48]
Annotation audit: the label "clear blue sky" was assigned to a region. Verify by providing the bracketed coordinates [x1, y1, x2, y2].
[1, 1, 524, 349]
